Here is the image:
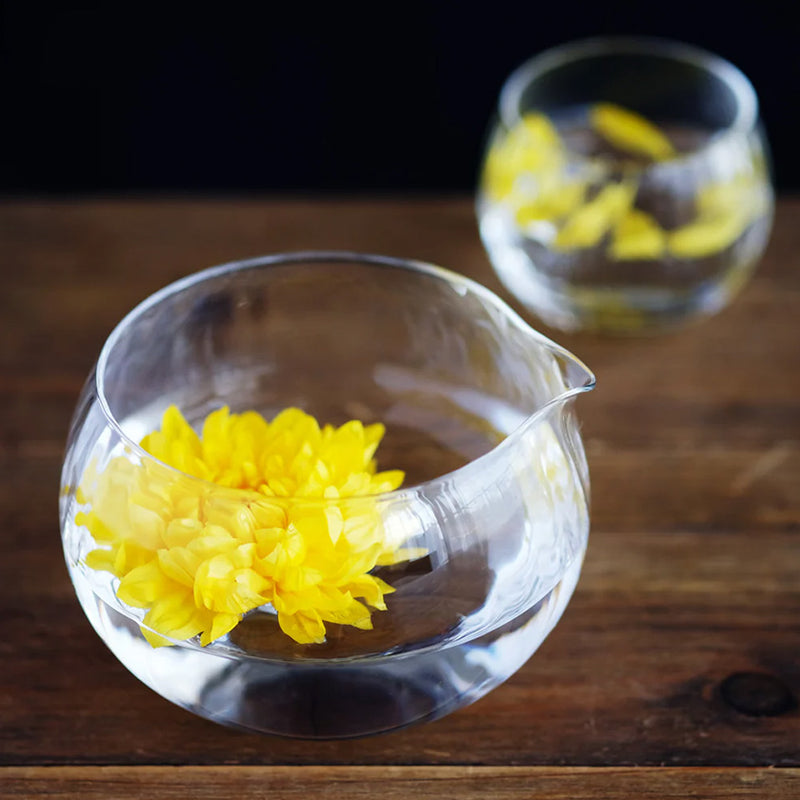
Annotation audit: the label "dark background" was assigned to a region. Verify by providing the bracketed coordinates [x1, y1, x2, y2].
[1, 2, 797, 195]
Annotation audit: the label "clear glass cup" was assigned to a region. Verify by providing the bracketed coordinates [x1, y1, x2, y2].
[59, 251, 594, 739]
[477, 37, 774, 334]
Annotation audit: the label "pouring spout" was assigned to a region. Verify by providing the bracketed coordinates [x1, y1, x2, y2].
[554, 348, 596, 395]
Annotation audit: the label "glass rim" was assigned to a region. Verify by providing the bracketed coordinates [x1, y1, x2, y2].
[94, 250, 595, 503]
[498, 35, 759, 138]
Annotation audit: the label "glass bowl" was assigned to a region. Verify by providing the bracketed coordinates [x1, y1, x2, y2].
[477, 37, 774, 334]
[59, 251, 594, 739]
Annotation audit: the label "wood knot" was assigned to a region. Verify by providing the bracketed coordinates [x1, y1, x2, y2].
[719, 671, 797, 717]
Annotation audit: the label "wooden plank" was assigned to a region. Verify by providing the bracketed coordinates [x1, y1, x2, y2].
[1, 198, 799, 770]
[2, 766, 799, 798]
[588, 448, 800, 532]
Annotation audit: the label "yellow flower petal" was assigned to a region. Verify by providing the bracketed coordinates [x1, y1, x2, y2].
[346, 574, 395, 611]
[127, 504, 166, 550]
[193, 553, 235, 609]
[201, 612, 240, 646]
[665, 175, 768, 258]
[117, 560, 175, 608]
[162, 518, 204, 548]
[140, 626, 174, 648]
[554, 182, 636, 251]
[144, 589, 205, 640]
[113, 539, 152, 574]
[85, 547, 115, 572]
[186, 526, 237, 559]
[590, 102, 676, 162]
[324, 505, 344, 544]
[157, 547, 201, 588]
[369, 470, 405, 493]
[278, 609, 326, 645]
[514, 179, 587, 227]
[320, 597, 373, 630]
[76, 510, 116, 543]
[280, 565, 324, 593]
[250, 500, 287, 529]
[610, 208, 666, 260]
[375, 546, 427, 566]
[481, 113, 566, 202]
[667, 212, 747, 258]
[341, 513, 385, 550]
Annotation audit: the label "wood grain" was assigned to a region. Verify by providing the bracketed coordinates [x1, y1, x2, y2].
[3, 766, 800, 798]
[1, 198, 799, 779]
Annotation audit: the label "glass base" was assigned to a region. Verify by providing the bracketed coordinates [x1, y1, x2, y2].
[479, 203, 771, 335]
[69, 553, 584, 739]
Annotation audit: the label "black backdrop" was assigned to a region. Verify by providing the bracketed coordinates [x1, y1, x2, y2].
[2, 2, 796, 194]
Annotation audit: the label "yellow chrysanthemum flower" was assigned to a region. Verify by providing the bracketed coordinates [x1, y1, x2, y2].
[76, 406, 410, 647]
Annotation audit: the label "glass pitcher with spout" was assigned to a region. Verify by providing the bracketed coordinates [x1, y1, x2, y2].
[59, 251, 595, 738]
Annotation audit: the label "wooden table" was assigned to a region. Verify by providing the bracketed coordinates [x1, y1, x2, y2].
[2, 198, 799, 797]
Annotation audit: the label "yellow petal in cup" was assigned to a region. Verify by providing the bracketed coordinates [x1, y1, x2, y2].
[518, 111, 562, 150]
[482, 112, 565, 201]
[514, 177, 587, 228]
[554, 182, 636, 250]
[667, 212, 748, 258]
[667, 176, 764, 258]
[590, 103, 676, 162]
[610, 208, 666, 260]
